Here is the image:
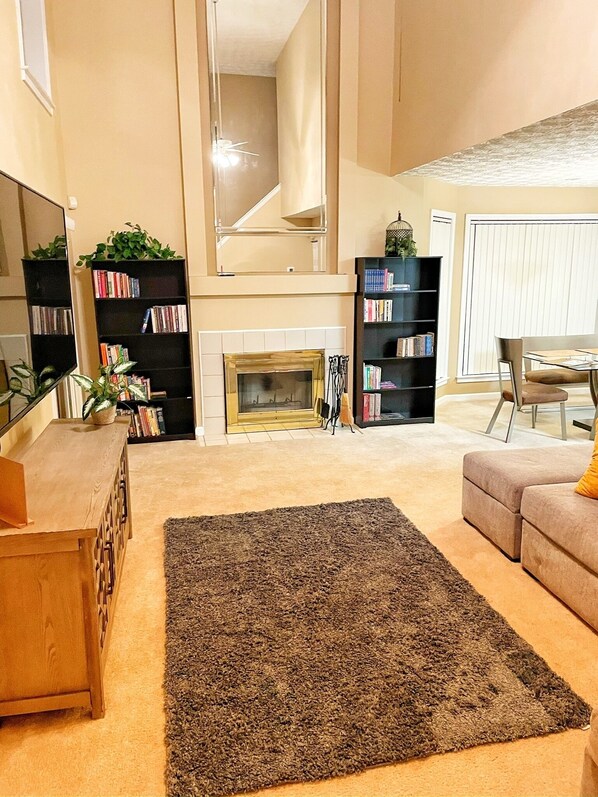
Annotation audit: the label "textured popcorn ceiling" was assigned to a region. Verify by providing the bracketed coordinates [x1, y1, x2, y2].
[215, 0, 309, 77]
[403, 102, 598, 187]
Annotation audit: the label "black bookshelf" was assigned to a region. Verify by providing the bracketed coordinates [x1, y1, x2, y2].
[22, 257, 77, 375]
[354, 256, 441, 428]
[92, 259, 195, 443]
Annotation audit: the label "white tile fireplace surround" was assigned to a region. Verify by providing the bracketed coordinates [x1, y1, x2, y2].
[198, 327, 346, 436]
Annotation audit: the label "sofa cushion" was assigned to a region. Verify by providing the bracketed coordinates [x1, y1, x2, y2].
[581, 709, 598, 797]
[462, 444, 592, 513]
[521, 482, 598, 574]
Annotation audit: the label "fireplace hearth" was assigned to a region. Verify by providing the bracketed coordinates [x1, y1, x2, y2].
[224, 350, 324, 433]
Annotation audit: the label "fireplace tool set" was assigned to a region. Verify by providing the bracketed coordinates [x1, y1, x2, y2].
[319, 354, 355, 434]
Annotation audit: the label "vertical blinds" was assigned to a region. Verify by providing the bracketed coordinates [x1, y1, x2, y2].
[459, 216, 598, 378]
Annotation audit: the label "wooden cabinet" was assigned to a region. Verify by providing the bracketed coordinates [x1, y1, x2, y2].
[0, 419, 132, 719]
[353, 256, 441, 428]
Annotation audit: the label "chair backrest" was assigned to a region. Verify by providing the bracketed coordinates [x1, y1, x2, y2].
[496, 336, 523, 407]
[522, 333, 598, 371]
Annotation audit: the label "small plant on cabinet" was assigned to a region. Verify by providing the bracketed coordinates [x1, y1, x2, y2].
[71, 361, 146, 425]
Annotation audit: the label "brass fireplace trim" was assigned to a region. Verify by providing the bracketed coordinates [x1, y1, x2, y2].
[224, 349, 325, 433]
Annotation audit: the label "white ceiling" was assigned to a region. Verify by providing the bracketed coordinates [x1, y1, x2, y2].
[403, 102, 598, 187]
[214, 0, 309, 77]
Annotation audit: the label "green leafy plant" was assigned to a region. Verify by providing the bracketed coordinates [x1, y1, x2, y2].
[76, 222, 178, 268]
[385, 237, 418, 258]
[0, 361, 57, 406]
[71, 360, 147, 420]
[29, 235, 67, 259]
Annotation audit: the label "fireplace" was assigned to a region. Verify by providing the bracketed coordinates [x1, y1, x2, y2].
[224, 349, 325, 433]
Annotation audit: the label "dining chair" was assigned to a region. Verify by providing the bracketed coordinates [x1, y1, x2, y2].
[485, 337, 569, 443]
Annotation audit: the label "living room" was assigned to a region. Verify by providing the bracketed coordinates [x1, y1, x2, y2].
[0, 1, 597, 796]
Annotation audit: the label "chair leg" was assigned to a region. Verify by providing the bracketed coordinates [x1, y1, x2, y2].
[485, 398, 505, 435]
[531, 405, 537, 428]
[559, 402, 567, 441]
[505, 404, 517, 443]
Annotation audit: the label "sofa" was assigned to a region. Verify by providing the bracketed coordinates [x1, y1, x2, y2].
[582, 710, 598, 797]
[462, 442, 598, 631]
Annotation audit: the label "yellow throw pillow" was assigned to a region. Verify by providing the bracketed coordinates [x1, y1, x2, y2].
[576, 434, 598, 498]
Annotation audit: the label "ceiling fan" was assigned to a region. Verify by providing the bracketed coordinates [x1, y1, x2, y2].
[212, 138, 259, 168]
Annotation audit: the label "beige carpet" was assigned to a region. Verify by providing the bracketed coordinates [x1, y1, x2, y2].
[0, 397, 596, 797]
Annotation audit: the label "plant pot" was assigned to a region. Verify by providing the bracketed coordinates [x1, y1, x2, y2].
[91, 405, 117, 425]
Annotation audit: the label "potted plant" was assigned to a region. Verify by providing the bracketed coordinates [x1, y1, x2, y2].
[71, 361, 147, 425]
[0, 361, 57, 407]
[76, 222, 178, 268]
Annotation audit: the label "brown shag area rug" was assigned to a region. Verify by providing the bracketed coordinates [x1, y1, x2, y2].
[163, 498, 591, 797]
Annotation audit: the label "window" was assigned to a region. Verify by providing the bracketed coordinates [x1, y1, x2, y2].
[16, 0, 54, 113]
[429, 210, 456, 385]
[458, 214, 598, 380]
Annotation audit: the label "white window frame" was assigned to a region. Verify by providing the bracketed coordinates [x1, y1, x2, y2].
[457, 212, 598, 382]
[15, 0, 54, 114]
[429, 209, 456, 387]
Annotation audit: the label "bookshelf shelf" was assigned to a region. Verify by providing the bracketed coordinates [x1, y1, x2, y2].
[363, 385, 434, 393]
[98, 332, 188, 338]
[364, 319, 436, 326]
[354, 256, 441, 428]
[92, 259, 195, 443]
[364, 289, 438, 296]
[95, 296, 187, 302]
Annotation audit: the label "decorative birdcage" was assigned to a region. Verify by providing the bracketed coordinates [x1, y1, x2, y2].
[385, 212, 416, 257]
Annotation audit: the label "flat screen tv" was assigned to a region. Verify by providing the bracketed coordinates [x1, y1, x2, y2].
[0, 169, 77, 438]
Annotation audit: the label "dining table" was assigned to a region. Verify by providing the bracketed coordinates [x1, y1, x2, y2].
[524, 347, 598, 436]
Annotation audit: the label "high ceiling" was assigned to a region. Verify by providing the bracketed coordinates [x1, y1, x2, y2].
[214, 0, 309, 77]
[403, 102, 598, 187]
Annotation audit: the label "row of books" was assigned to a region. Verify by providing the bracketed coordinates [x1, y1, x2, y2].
[117, 374, 151, 401]
[117, 406, 166, 438]
[363, 393, 382, 422]
[363, 364, 382, 390]
[396, 333, 434, 358]
[30, 305, 73, 335]
[141, 304, 188, 333]
[364, 299, 393, 322]
[363, 269, 411, 293]
[93, 270, 140, 299]
[364, 269, 394, 292]
[100, 342, 129, 366]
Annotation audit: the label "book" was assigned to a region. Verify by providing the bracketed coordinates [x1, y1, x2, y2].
[140, 308, 151, 333]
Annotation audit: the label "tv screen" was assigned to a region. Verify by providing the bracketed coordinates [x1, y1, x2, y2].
[0, 169, 76, 438]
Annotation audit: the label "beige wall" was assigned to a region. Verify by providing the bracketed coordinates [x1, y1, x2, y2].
[218, 74, 279, 227]
[277, 0, 323, 219]
[392, 0, 598, 173]
[0, 0, 67, 453]
[50, 0, 186, 375]
[0, 0, 65, 201]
